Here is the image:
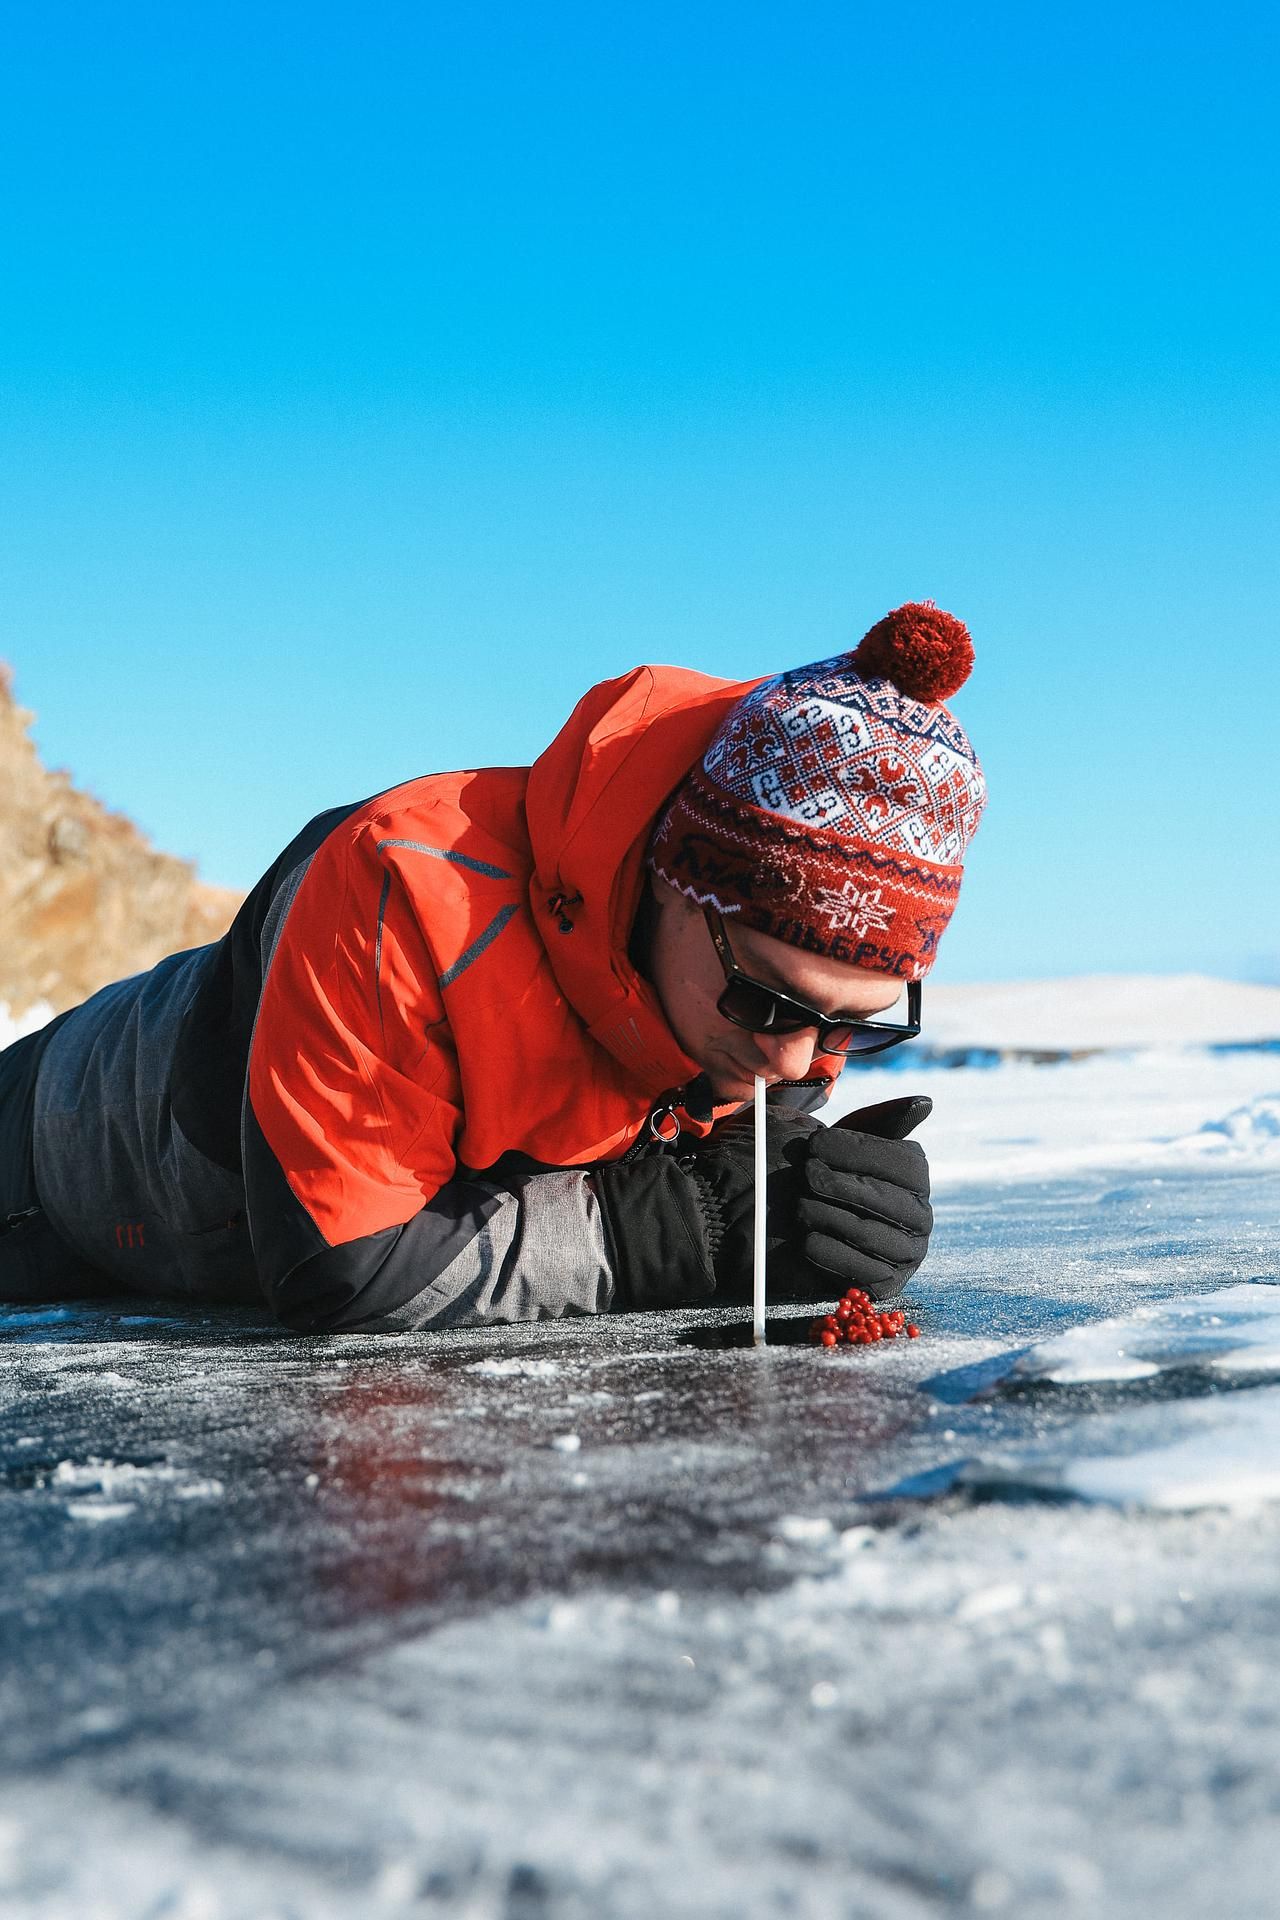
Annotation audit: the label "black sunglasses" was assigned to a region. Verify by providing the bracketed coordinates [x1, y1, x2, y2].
[704, 906, 922, 1057]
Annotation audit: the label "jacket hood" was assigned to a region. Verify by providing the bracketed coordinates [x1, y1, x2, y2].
[525, 664, 758, 1095]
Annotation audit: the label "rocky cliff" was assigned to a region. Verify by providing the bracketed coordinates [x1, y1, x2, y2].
[0, 666, 242, 1019]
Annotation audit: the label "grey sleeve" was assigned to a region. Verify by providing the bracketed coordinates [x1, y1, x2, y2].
[295, 1167, 620, 1334]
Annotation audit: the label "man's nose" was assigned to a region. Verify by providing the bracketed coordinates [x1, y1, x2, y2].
[751, 1027, 820, 1082]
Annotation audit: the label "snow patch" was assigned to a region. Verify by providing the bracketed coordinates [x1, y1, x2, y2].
[1173, 1093, 1280, 1160]
[995, 1283, 1280, 1389]
[465, 1356, 562, 1378]
[0, 1000, 54, 1048]
[955, 1581, 1025, 1622]
[48, 1458, 224, 1504]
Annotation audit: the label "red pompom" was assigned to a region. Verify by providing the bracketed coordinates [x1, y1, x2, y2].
[850, 601, 974, 704]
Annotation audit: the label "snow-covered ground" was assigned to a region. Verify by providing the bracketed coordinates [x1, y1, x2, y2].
[0, 1001, 55, 1048]
[2, 983, 1279, 1917]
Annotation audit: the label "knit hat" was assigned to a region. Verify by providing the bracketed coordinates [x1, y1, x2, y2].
[647, 602, 987, 981]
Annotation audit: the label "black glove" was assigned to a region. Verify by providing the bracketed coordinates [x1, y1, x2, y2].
[791, 1097, 933, 1298]
[595, 1096, 932, 1312]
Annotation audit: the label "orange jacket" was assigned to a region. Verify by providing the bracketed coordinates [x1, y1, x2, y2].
[235, 661, 837, 1329]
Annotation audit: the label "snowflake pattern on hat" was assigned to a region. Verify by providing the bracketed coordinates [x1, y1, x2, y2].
[811, 880, 896, 939]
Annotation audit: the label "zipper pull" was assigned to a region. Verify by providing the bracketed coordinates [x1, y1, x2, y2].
[617, 1093, 685, 1162]
[647, 1102, 682, 1145]
[547, 889, 583, 935]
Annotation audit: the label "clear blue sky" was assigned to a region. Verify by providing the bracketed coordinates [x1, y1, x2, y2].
[2, 2, 1276, 984]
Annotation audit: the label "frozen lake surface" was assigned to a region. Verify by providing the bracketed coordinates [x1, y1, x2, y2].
[2, 1048, 1279, 1917]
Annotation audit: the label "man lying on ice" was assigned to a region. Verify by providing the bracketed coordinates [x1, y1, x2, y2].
[0, 604, 986, 1332]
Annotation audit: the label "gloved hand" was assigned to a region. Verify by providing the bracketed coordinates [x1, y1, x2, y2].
[689, 1095, 933, 1303]
[594, 1096, 932, 1312]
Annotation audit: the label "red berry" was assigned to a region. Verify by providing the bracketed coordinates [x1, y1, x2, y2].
[811, 1303, 919, 1352]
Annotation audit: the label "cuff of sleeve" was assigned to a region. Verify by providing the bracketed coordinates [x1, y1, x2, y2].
[594, 1155, 717, 1313]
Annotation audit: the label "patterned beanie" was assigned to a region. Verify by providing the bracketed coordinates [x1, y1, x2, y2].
[647, 602, 987, 981]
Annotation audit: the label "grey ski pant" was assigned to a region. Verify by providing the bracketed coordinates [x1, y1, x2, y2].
[0, 1017, 115, 1303]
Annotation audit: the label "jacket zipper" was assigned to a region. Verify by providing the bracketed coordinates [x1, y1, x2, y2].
[618, 1091, 688, 1163]
[617, 1069, 830, 1164]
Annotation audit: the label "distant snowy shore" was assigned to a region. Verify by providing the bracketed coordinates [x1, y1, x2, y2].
[911, 972, 1280, 1058]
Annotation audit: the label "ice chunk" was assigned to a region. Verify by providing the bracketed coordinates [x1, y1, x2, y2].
[66, 1500, 137, 1522]
[953, 1388, 1280, 1513]
[0, 1306, 78, 1329]
[52, 1459, 181, 1493]
[995, 1283, 1280, 1389]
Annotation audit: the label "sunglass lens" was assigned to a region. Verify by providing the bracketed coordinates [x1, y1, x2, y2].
[822, 1024, 898, 1055]
[718, 982, 810, 1035]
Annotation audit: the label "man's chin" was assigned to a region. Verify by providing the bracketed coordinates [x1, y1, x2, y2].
[708, 1069, 758, 1104]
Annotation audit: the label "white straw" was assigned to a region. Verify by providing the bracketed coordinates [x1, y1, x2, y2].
[752, 1073, 767, 1345]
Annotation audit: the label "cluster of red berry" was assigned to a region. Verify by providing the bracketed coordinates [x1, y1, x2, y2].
[809, 1285, 920, 1348]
